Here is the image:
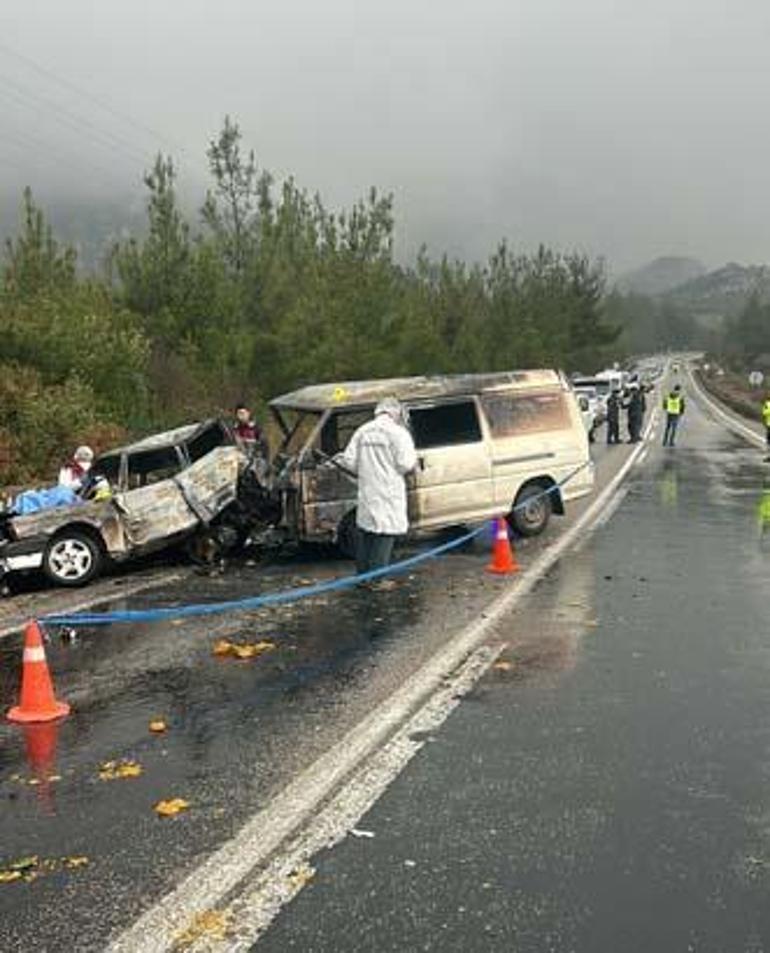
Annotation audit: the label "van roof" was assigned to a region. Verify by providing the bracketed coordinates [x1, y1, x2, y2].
[270, 370, 564, 411]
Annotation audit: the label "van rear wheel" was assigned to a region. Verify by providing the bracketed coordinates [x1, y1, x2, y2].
[509, 484, 552, 537]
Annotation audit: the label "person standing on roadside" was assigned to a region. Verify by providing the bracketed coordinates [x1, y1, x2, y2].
[233, 404, 264, 450]
[336, 397, 417, 589]
[606, 391, 621, 445]
[762, 394, 770, 461]
[663, 384, 685, 447]
[626, 385, 645, 443]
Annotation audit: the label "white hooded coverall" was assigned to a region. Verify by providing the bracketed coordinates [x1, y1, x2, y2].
[338, 411, 417, 535]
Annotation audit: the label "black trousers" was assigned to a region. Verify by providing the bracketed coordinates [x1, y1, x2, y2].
[356, 528, 397, 575]
[607, 417, 620, 444]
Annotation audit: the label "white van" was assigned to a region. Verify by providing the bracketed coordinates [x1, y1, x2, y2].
[269, 370, 594, 553]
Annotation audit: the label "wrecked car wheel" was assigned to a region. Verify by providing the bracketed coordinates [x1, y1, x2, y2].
[336, 511, 358, 560]
[509, 483, 552, 537]
[44, 531, 102, 587]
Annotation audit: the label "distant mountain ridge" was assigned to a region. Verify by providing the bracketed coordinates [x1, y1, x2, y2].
[618, 257, 770, 321]
[617, 256, 706, 295]
[662, 262, 770, 317]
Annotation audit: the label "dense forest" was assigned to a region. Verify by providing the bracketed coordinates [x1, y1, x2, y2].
[1, 119, 628, 485]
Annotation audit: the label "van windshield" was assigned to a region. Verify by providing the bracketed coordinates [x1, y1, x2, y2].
[273, 409, 324, 456]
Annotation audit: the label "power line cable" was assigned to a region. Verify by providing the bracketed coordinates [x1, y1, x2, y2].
[0, 71, 152, 167]
[0, 40, 210, 182]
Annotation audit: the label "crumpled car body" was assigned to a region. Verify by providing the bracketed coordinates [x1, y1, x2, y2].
[0, 420, 261, 588]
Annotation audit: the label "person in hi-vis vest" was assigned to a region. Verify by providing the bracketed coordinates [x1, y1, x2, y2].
[662, 384, 685, 447]
[762, 395, 770, 460]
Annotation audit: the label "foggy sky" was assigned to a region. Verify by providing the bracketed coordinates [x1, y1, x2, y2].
[3, 0, 770, 273]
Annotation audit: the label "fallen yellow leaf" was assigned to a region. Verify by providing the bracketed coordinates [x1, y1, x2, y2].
[0, 871, 22, 884]
[99, 759, 143, 781]
[287, 863, 316, 889]
[9, 856, 38, 872]
[174, 910, 232, 948]
[154, 798, 190, 817]
[149, 719, 167, 734]
[493, 660, 515, 672]
[64, 856, 89, 869]
[214, 639, 276, 660]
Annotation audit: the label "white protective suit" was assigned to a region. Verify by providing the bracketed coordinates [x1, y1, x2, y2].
[338, 410, 418, 535]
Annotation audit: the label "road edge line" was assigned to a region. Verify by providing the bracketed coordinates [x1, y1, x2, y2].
[107, 432, 651, 953]
[689, 369, 765, 448]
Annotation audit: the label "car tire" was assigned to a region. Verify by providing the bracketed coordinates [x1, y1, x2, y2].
[44, 530, 102, 587]
[336, 510, 358, 560]
[509, 483, 552, 537]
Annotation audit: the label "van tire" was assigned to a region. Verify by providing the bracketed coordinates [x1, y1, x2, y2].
[44, 529, 103, 587]
[509, 483, 552, 537]
[337, 511, 358, 560]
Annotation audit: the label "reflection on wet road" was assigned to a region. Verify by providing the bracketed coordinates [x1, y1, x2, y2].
[253, 390, 770, 953]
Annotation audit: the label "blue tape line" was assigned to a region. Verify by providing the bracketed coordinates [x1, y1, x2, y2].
[41, 462, 588, 628]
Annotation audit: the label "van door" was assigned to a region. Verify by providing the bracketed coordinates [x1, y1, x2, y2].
[480, 389, 574, 508]
[406, 399, 494, 527]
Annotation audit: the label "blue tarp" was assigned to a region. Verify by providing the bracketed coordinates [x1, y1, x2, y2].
[13, 485, 81, 515]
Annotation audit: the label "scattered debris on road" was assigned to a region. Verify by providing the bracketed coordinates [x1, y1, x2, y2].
[149, 718, 168, 733]
[173, 909, 232, 949]
[99, 759, 143, 781]
[212, 638, 276, 660]
[154, 798, 191, 817]
[287, 863, 315, 889]
[0, 854, 89, 885]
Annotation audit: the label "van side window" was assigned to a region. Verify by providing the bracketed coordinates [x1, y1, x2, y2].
[481, 392, 571, 437]
[409, 401, 482, 449]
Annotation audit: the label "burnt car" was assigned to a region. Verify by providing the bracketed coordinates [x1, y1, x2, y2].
[0, 420, 272, 588]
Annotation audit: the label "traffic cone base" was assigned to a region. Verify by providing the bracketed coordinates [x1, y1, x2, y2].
[486, 516, 520, 575]
[8, 701, 70, 724]
[6, 621, 71, 724]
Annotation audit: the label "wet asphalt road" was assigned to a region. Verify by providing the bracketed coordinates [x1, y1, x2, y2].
[0, 427, 631, 951]
[252, 388, 770, 953]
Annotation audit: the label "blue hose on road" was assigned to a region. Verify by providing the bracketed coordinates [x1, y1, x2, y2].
[41, 462, 589, 628]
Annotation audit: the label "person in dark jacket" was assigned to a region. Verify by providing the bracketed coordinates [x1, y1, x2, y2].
[626, 385, 646, 443]
[606, 391, 621, 445]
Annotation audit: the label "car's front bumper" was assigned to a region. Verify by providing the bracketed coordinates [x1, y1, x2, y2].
[0, 538, 45, 577]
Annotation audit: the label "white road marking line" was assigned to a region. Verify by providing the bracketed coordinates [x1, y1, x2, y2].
[689, 369, 765, 449]
[108, 436, 648, 953]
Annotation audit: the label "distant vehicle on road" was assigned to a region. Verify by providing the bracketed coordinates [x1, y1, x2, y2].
[269, 369, 594, 549]
[0, 420, 269, 588]
[571, 376, 613, 415]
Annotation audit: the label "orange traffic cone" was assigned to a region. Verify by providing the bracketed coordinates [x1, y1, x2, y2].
[486, 517, 520, 575]
[7, 621, 70, 723]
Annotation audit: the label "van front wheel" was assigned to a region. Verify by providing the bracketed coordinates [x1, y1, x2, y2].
[509, 484, 552, 537]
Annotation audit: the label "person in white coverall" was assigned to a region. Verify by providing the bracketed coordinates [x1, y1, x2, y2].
[337, 397, 417, 584]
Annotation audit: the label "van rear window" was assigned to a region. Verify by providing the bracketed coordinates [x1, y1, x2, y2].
[409, 401, 482, 449]
[481, 392, 571, 437]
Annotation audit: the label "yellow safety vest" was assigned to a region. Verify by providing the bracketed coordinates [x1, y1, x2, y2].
[666, 394, 683, 415]
[763, 401, 770, 426]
